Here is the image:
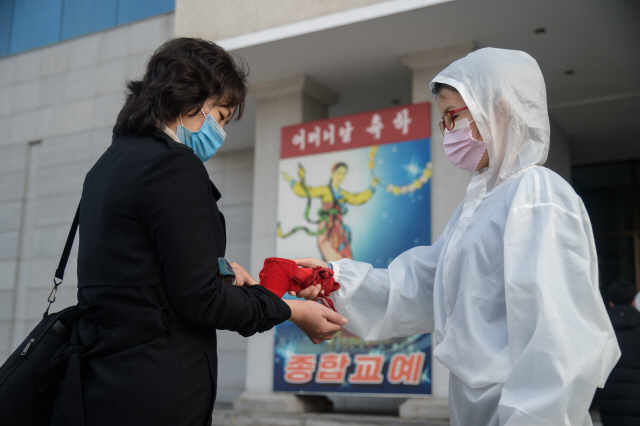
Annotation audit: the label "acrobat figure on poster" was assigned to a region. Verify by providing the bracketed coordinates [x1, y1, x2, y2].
[279, 162, 379, 261]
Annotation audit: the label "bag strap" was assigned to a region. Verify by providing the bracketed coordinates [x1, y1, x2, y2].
[55, 203, 80, 282]
[44, 202, 80, 318]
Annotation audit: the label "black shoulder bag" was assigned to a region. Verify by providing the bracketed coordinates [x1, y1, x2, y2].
[0, 203, 170, 426]
[0, 204, 80, 425]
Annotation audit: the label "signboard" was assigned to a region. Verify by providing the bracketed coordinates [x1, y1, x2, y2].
[274, 103, 433, 396]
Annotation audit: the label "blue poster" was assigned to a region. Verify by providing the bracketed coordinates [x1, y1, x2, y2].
[275, 103, 432, 396]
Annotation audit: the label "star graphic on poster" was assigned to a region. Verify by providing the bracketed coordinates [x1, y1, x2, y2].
[402, 156, 422, 180]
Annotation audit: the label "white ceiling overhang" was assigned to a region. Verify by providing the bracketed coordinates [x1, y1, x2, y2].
[217, 0, 640, 165]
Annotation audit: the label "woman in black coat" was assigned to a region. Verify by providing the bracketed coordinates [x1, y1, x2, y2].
[54, 38, 347, 426]
[596, 281, 640, 426]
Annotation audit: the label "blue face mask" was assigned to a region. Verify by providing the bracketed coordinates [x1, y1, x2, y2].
[176, 109, 226, 162]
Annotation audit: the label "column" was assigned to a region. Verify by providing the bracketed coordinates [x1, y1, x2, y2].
[398, 42, 475, 420]
[546, 119, 572, 182]
[234, 75, 337, 413]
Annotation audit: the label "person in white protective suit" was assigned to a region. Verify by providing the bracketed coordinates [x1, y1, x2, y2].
[293, 48, 621, 426]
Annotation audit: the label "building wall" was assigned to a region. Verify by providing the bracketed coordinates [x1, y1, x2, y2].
[175, 0, 386, 40]
[546, 119, 572, 182]
[0, 14, 175, 359]
[204, 148, 255, 403]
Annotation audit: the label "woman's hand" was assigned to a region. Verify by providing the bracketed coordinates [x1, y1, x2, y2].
[288, 258, 329, 300]
[285, 299, 347, 344]
[227, 262, 258, 287]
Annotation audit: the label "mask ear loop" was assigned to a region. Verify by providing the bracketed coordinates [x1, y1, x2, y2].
[178, 109, 206, 127]
[448, 118, 474, 133]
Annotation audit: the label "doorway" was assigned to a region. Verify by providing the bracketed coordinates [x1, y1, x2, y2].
[572, 160, 640, 300]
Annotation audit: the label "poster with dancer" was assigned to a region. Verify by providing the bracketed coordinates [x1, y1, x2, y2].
[273, 102, 433, 396]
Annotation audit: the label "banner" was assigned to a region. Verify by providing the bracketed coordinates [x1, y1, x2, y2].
[274, 102, 433, 396]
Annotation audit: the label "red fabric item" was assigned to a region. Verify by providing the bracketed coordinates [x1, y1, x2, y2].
[258, 257, 340, 311]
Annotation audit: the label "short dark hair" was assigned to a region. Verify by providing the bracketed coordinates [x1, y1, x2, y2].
[431, 82, 458, 99]
[115, 37, 248, 136]
[332, 162, 348, 173]
[609, 280, 636, 305]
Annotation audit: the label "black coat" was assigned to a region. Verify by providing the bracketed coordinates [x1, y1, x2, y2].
[54, 131, 291, 426]
[596, 305, 640, 426]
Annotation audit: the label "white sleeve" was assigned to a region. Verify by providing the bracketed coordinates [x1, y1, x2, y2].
[498, 203, 620, 426]
[329, 233, 445, 341]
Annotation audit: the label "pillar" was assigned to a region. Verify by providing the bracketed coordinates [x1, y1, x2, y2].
[234, 75, 337, 413]
[398, 42, 475, 420]
[546, 119, 572, 182]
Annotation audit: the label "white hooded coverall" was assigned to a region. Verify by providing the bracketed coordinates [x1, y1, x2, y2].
[329, 48, 620, 426]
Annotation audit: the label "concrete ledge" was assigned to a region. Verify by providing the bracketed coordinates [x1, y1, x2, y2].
[233, 392, 333, 414]
[250, 75, 338, 105]
[401, 42, 475, 71]
[399, 398, 449, 421]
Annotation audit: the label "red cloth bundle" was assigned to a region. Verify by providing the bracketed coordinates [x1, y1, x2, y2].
[258, 257, 340, 311]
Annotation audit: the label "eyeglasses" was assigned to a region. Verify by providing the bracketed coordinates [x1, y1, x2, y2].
[439, 106, 469, 136]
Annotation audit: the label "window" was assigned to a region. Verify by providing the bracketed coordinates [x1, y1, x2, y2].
[117, 0, 174, 25]
[1, 0, 174, 57]
[61, 0, 118, 40]
[0, 0, 14, 56]
[9, 0, 64, 54]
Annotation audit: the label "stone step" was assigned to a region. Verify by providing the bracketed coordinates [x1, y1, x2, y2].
[211, 407, 604, 426]
[211, 409, 449, 426]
